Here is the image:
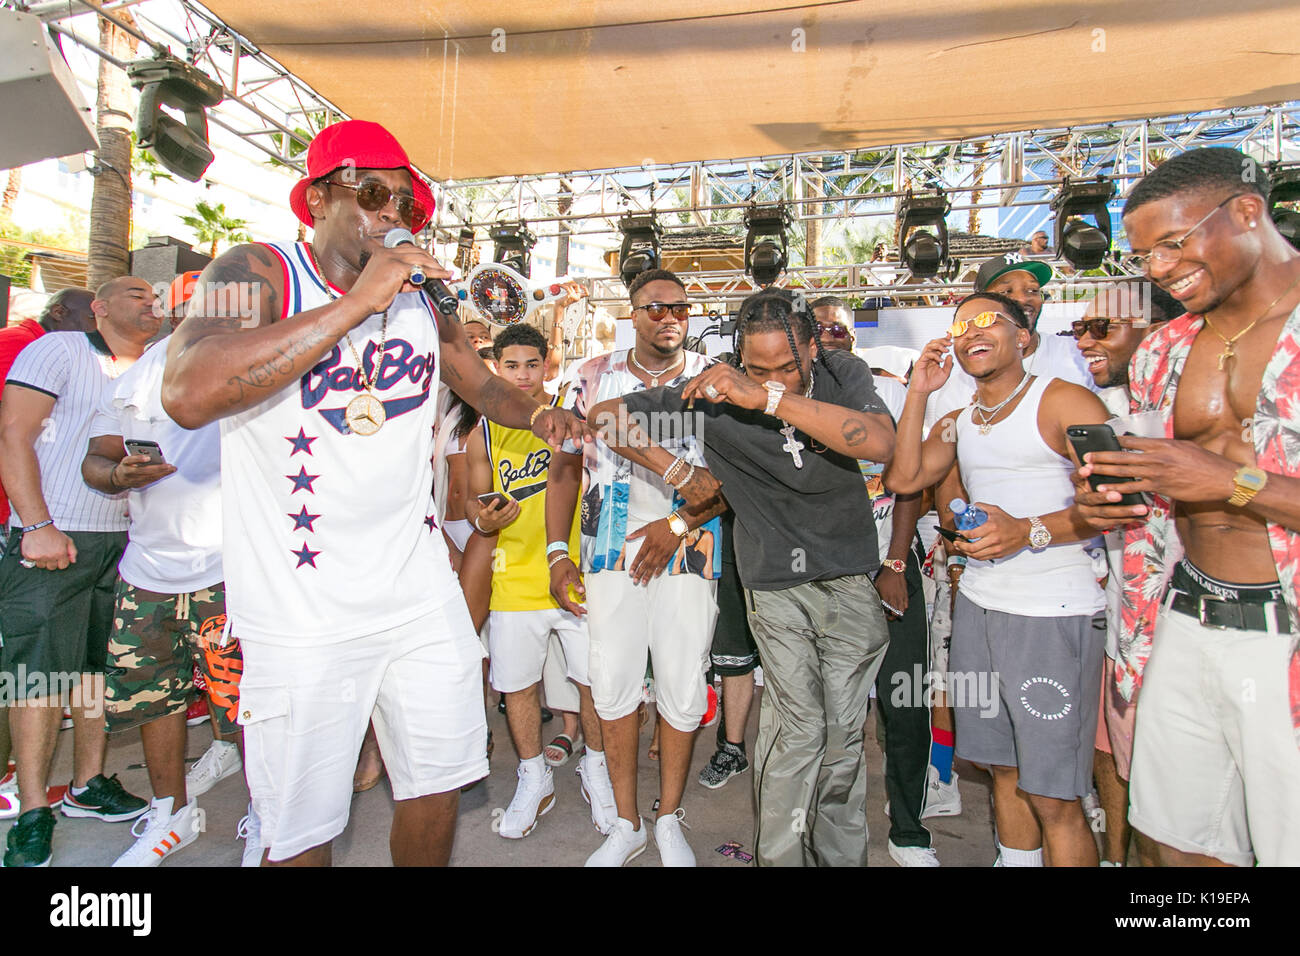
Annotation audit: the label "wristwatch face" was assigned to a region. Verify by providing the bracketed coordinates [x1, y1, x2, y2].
[763, 381, 786, 394]
[1029, 520, 1051, 550]
[1237, 467, 1266, 492]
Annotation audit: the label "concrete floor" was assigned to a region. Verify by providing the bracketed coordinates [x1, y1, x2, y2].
[3, 691, 1000, 867]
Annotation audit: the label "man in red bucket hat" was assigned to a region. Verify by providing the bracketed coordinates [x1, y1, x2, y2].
[162, 118, 589, 867]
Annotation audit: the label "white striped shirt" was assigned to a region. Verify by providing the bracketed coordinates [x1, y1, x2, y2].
[5, 331, 128, 532]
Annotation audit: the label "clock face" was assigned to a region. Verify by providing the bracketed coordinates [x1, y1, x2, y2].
[468, 265, 528, 326]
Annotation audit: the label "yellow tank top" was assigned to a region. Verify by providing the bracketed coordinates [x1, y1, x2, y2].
[484, 410, 581, 612]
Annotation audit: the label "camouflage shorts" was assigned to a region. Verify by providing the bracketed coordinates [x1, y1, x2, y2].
[104, 580, 243, 735]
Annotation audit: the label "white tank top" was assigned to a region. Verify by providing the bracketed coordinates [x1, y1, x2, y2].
[955, 375, 1103, 618]
[220, 241, 460, 644]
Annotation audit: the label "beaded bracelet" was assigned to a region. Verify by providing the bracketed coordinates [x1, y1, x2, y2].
[529, 405, 547, 429]
[662, 456, 687, 485]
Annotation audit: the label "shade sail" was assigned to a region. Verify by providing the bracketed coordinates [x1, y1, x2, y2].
[200, 0, 1300, 180]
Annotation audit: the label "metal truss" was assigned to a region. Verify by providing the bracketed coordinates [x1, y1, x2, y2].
[584, 263, 1147, 311]
[10, 0, 349, 172]
[433, 103, 1300, 255]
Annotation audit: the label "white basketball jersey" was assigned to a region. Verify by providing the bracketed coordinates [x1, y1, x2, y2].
[220, 241, 459, 644]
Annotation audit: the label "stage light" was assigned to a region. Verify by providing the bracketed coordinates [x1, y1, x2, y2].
[744, 204, 792, 287]
[1052, 177, 1115, 270]
[128, 55, 223, 183]
[1268, 164, 1300, 251]
[897, 190, 950, 278]
[618, 214, 663, 287]
[489, 221, 536, 277]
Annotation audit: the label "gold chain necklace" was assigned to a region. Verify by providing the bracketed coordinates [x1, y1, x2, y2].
[322, 275, 391, 437]
[628, 348, 683, 388]
[1201, 270, 1300, 371]
[341, 314, 389, 436]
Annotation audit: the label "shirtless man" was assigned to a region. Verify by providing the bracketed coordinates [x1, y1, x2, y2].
[1075, 147, 1300, 866]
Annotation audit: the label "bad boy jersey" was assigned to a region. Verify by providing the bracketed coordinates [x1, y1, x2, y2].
[484, 407, 581, 612]
[220, 241, 460, 644]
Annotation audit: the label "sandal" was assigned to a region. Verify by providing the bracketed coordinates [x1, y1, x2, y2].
[353, 737, 386, 793]
[543, 732, 583, 768]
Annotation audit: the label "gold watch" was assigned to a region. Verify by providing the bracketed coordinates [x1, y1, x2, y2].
[1227, 465, 1268, 507]
[666, 511, 689, 537]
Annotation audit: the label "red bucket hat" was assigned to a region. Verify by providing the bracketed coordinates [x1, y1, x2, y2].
[289, 119, 434, 232]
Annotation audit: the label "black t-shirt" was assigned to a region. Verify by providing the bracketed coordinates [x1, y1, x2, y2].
[624, 349, 890, 590]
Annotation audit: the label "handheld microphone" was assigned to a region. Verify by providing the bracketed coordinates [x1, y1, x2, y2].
[383, 229, 459, 315]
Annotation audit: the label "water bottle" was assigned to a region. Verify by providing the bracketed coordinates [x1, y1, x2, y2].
[950, 498, 987, 538]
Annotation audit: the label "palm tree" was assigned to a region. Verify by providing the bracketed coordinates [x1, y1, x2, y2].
[180, 200, 252, 258]
[87, 9, 139, 290]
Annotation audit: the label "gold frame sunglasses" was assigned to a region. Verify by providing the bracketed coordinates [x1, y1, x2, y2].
[948, 311, 1018, 338]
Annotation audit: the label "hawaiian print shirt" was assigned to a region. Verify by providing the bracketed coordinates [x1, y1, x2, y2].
[560, 349, 721, 578]
[1120, 309, 1300, 746]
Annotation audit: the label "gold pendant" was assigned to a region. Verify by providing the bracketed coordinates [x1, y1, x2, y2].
[345, 393, 386, 436]
[1217, 346, 1233, 371]
[978, 423, 992, 436]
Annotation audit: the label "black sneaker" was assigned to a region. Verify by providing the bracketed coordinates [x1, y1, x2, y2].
[3, 807, 55, 867]
[60, 774, 148, 822]
[698, 742, 749, 790]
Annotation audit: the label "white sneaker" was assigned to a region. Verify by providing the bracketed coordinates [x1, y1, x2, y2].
[653, 808, 696, 867]
[186, 740, 241, 798]
[236, 803, 263, 867]
[921, 766, 962, 819]
[888, 839, 941, 867]
[576, 754, 617, 835]
[497, 762, 555, 839]
[1083, 789, 1106, 833]
[585, 815, 647, 867]
[111, 797, 200, 867]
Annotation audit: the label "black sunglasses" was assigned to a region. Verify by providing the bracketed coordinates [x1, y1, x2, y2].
[634, 301, 692, 321]
[321, 179, 429, 230]
[1059, 318, 1133, 340]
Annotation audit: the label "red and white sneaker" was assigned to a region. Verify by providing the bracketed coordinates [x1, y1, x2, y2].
[698, 684, 719, 730]
[185, 697, 210, 727]
[0, 767, 18, 820]
[1, 784, 73, 821]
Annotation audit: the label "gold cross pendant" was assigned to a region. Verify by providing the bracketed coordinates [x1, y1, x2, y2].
[1218, 345, 1234, 371]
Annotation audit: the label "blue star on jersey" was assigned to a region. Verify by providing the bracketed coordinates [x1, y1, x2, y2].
[292, 542, 321, 568]
[289, 505, 320, 532]
[285, 428, 317, 456]
[287, 466, 319, 494]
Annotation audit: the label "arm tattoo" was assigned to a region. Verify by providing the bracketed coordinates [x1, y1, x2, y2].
[476, 375, 524, 424]
[182, 245, 280, 343]
[224, 324, 331, 405]
[841, 417, 870, 447]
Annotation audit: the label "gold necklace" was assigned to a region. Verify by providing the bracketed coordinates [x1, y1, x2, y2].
[628, 347, 683, 388]
[320, 271, 390, 437]
[1201, 270, 1300, 371]
[342, 312, 389, 436]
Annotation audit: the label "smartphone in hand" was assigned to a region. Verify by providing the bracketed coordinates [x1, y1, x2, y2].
[1066, 424, 1146, 508]
[124, 439, 165, 465]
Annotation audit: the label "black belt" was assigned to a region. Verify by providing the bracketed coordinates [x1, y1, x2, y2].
[1170, 590, 1292, 634]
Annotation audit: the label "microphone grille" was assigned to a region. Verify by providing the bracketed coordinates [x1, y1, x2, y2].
[383, 229, 415, 249]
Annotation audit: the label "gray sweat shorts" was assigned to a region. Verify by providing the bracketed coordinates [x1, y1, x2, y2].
[949, 593, 1105, 801]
